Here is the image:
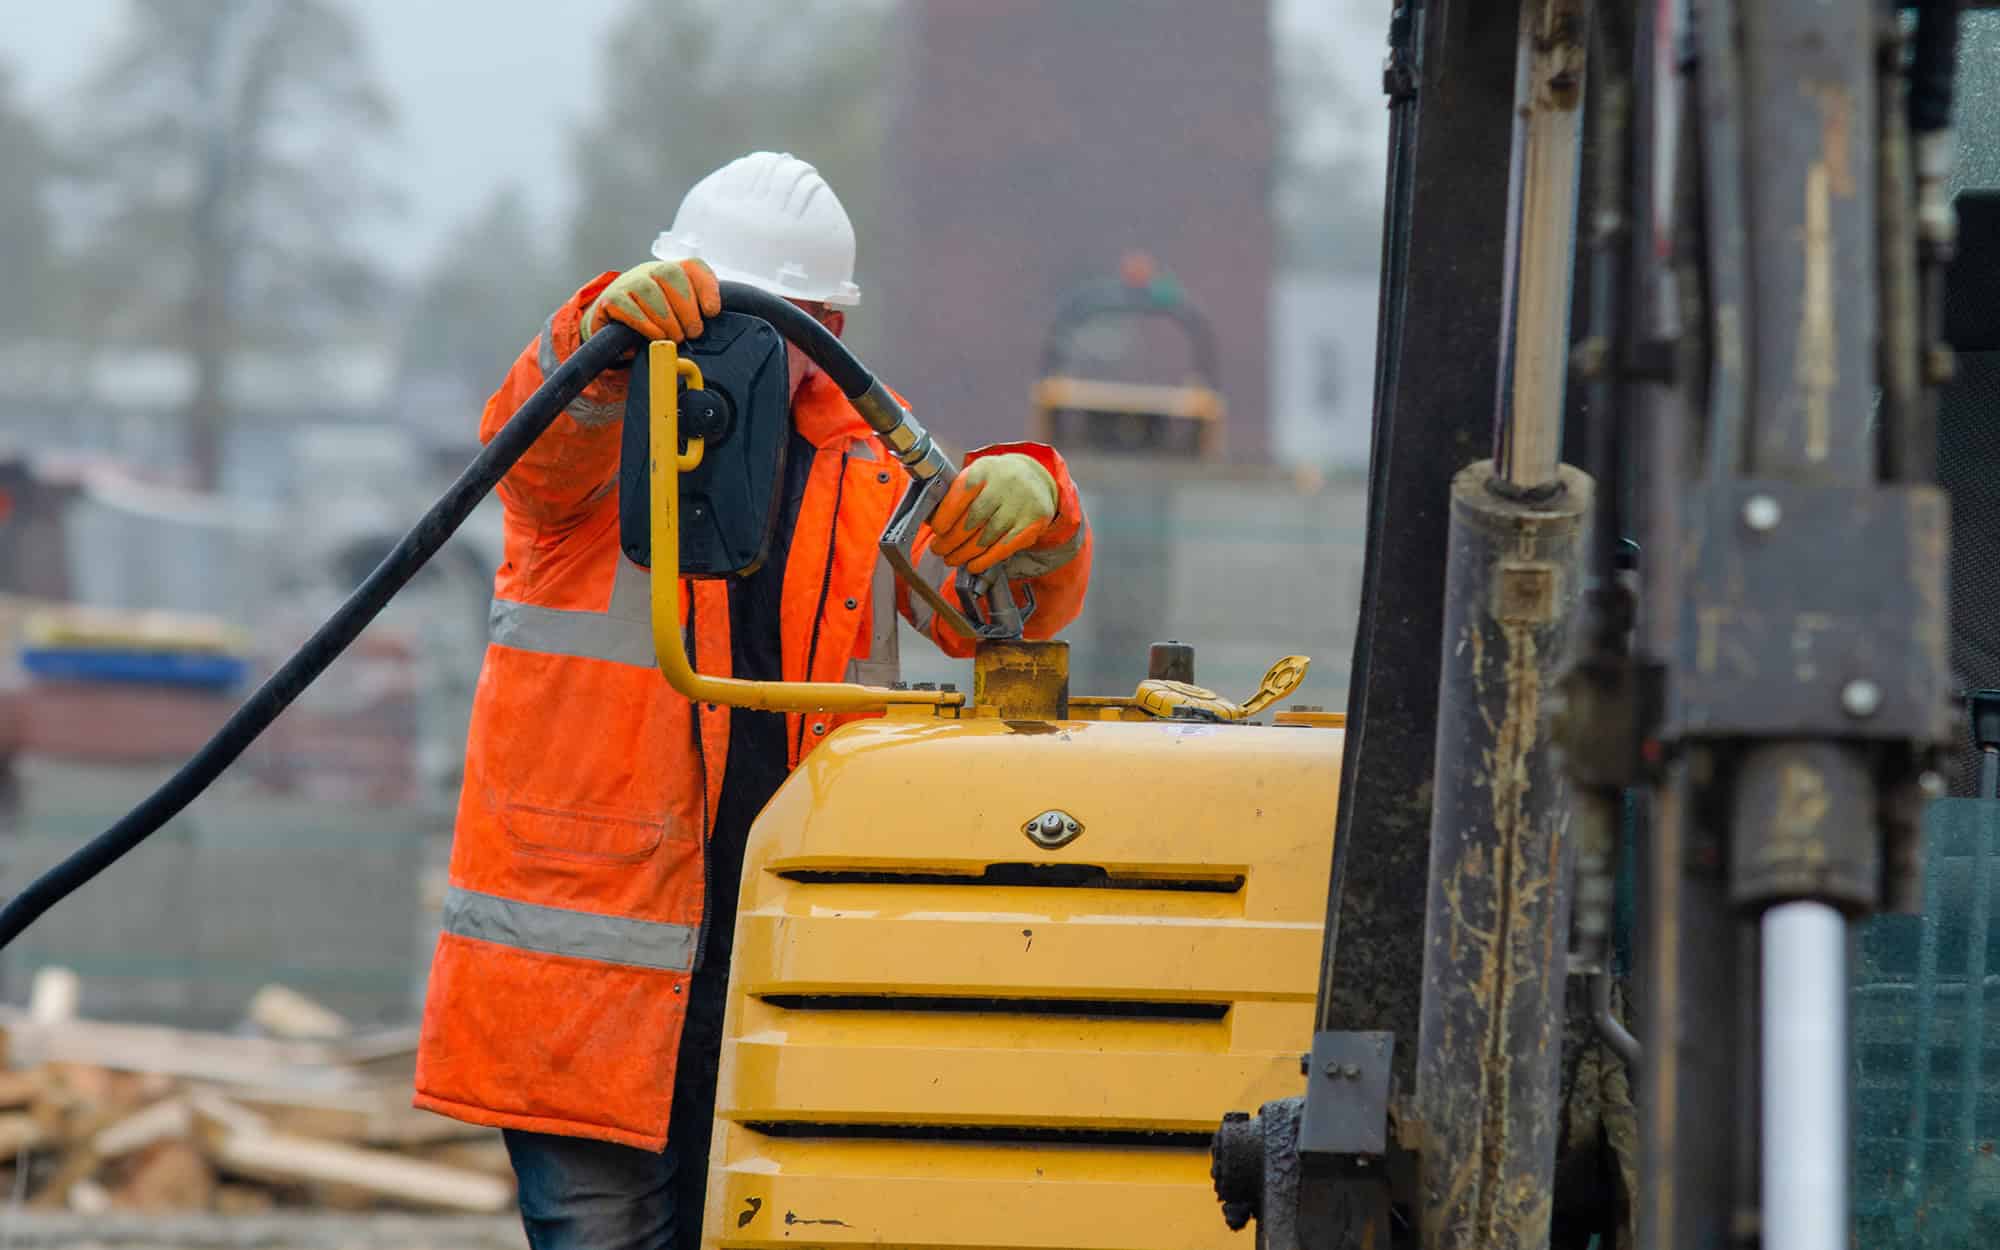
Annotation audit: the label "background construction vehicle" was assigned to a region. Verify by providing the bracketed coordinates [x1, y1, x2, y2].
[1030, 253, 1228, 460]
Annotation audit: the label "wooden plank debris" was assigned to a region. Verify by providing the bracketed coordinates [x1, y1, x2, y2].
[210, 1130, 514, 1213]
[115, 1140, 217, 1212]
[94, 1096, 194, 1159]
[247, 985, 352, 1042]
[0, 1008, 397, 1090]
[0, 1112, 48, 1156]
[26, 969, 77, 1026]
[0, 980, 510, 1216]
[0, 1068, 49, 1110]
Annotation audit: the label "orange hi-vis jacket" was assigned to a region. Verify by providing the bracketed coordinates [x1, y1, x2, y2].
[413, 272, 1091, 1150]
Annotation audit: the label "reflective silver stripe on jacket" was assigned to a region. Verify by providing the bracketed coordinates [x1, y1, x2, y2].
[570, 393, 624, 427]
[489, 599, 656, 667]
[537, 313, 560, 374]
[442, 886, 696, 972]
[536, 312, 623, 428]
[490, 560, 656, 667]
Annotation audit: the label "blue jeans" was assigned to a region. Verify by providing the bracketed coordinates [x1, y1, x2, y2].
[505, 1130, 683, 1250]
[504, 964, 730, 1250]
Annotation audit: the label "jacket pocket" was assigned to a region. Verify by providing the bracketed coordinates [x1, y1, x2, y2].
[472, 646, 689, 863]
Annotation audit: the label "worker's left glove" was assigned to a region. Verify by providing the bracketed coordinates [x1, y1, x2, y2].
[581, 259, 722, 343]
[929, 454, 1060, 575]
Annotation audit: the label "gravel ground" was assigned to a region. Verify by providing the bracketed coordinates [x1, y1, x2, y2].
[0, 1212, 526, 1250]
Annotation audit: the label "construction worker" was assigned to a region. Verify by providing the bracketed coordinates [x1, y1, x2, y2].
[411, 151, 1092, 1250]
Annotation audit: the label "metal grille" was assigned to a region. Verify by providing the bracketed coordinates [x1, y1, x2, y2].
[1941, 351, 2000, 790]
[1845, 173, 2000, 1238]
[1939, 188, 2000, 792]
[1848, 243, 2000, 1237]
[1852, 800, 2000, 1246]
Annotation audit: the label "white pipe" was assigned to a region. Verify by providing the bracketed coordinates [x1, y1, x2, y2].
[1762, 900, 1849, 1250]
[1498, 0, 1588, 491]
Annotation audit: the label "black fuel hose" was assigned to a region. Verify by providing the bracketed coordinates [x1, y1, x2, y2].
[0, 281, 877, 949]
[718, 283, 910, 439]
[720, 284, 869, 395]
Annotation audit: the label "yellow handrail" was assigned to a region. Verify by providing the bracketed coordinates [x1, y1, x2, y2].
[647, 340, 962, 714]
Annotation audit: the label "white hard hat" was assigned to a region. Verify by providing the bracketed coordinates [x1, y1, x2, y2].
[651, 151, 861, 307]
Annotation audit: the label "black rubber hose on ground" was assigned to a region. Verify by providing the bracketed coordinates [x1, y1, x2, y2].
[0, 284, 871, 950]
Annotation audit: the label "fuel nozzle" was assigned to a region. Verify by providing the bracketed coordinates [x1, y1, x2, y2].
[711, 280, 1026, 640]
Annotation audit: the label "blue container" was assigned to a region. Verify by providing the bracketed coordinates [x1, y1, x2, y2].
[21, 647, 249, 692]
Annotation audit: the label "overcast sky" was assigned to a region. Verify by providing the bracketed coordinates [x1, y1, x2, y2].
[6, 0, 1381, 276]
[8, 0, 628, 273]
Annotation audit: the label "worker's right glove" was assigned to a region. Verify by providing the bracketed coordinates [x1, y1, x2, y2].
[928, 453, 1061, 575]
[581, 260, 722, 343]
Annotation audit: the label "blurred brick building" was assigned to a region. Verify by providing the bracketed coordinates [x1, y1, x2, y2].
[874, 0, 1275, 460]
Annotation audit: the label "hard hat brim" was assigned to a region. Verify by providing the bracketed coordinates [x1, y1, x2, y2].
[651, 236, 861, 308]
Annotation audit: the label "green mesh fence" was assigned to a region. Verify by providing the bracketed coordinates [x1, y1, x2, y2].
[1852, 799, 2000, 1245]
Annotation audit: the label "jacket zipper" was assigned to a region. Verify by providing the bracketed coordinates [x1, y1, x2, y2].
[686, 601, 715, 975]
[793, 449, 850, 760]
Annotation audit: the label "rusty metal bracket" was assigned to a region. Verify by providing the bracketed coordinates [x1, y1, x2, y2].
[1554, 653, 1665, 788]
[1675, 480, 1954, 743]
[1299, 1030, 1394, 1158]
[1211, 1032, 1402, 1250]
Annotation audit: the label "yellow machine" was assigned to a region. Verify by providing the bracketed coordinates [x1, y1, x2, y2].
[639, 342, 1342, 1249]
[701, 711, 1338, 1250]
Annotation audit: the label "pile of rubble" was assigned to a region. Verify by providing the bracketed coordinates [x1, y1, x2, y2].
[0, 973, 512, 1217]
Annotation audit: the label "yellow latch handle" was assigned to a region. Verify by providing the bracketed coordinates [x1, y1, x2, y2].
[670, 355, 706, 471]
[646, 339, 961, 714]
[1132, 655, 1311, 722]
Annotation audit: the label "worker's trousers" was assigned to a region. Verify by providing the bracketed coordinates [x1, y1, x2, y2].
[503, 960, 729, 1250]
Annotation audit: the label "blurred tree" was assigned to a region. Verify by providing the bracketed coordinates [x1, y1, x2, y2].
[1274, 21, 1383, 275]
[74, 0, 395, 490]
[566, 0, 889, 354]
[402, 185, 568, 397]
[0, 62, 62, 340]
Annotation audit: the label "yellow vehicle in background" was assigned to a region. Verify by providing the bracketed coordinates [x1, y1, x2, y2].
[1031, 253, 1229, 462]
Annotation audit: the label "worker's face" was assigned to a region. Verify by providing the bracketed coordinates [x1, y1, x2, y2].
[786, 304, 846, 399]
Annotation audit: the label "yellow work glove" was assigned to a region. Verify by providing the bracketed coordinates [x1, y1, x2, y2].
[929, 454, 1060, 575]
[580, 259, 722, 343]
